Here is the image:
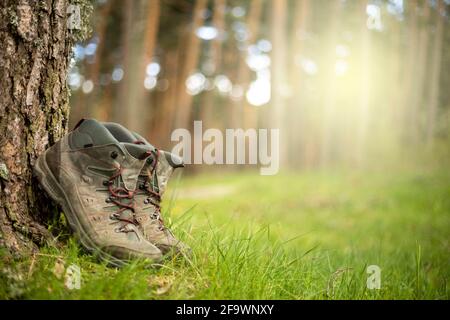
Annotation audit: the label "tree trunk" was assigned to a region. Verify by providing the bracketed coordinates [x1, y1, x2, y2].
[426, 0, 444, 146]
[389, 10, 403, 142]
[127, 0, 160, 133]
[270, 0, 288, 166]
[211, 0, 225, 74]
[241, 0, 263, 130]
[115, 0, 134, 124]
[355, 0, 372, 166]
[86, 0, 113, 121]
[150, 48, 180, 148]
[0, 0, 74, 254]
[401, 0, 418, 143]
[200, 0, 226, 129]
[409, 1, 430, 144]
[320, 0, 341, 166]
[289, 0, 310, 168]
[174, 0, 207, 129]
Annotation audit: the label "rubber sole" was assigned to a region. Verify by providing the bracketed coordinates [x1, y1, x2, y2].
[33, 151, 128, 267]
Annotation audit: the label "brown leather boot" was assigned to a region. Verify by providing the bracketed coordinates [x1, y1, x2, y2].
[34, 119, 163, 266]
[102, 122, 191, 258]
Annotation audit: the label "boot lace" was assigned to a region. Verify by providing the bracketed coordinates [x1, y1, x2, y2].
[106, 165, 139, 233]
[134, 145, 166, 231]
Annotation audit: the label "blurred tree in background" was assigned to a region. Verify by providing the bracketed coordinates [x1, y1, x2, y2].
[69, 0, 450, 172]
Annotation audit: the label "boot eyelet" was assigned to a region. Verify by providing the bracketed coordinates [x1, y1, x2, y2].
[110, 151, 118, 159]
[144, 198, 150, 204]
[103, 180, 112, 186]
[146, 157, 154, 165]
[105, 197, 112, 203]
[110, 213, 119, 220]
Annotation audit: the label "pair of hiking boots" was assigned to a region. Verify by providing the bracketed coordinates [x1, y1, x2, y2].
[34, 119, 189, 266]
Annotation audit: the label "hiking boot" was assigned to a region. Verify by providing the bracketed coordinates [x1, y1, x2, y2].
[102, 122, 191, 257]
[34, 119, 163, 266]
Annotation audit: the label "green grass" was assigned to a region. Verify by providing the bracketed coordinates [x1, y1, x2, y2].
[1, 167, 449, 299]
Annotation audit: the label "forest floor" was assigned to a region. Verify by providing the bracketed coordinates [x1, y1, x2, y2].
[1, 167, 449, 299]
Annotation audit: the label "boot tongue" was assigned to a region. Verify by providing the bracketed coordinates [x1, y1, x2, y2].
[151, 150, 183, 195]
[119, 143, 154, 191]
[138, 150, 184, 196]
[122, 142, 154, 159]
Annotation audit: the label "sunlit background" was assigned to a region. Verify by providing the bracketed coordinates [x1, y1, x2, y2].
[68, 0, 450, 172]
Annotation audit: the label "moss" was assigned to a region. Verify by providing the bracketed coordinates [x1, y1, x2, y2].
[26, 185, 35, 206]
[26, 119, 41, 154]
[7, 7, 19, 29]
[32, 38, 43, 48]
[0, 163, 9, 181]
[3, 202, 17, 224]
[42, 65, 56, 108]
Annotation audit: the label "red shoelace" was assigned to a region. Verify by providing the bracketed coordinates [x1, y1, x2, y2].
[133, 143, 165, 229]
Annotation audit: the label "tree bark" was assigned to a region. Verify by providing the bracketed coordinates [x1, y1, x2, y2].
[0, 0, 74, 254]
